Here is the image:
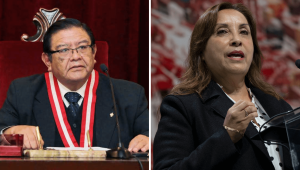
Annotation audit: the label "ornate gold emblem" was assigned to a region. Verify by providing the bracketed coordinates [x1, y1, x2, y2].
[21, 8, 66, 42]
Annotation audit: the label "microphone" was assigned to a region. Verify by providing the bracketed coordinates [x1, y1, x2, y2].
[295, 59, 300, 69]
[100, 64, 132, 159]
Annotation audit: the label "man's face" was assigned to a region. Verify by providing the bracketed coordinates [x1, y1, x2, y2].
[42, 27, 97, 89]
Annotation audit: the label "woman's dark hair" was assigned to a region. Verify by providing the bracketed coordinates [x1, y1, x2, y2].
[43, 18, 95, 61]
[170, 2, 281, 100]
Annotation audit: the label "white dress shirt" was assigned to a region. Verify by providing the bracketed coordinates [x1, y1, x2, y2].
[57, 80, 87, 107]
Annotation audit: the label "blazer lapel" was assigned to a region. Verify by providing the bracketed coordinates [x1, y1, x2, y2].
[33, 83, 56, 147]
[202, 81, 272, 160]
[201, 81, 233, 119]
[94, 74, 117, 147]
[251, 86, 283, 117]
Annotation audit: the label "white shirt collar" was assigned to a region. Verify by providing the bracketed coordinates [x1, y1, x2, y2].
[57, 80, 87, 107]
[216, 83, 253, 104]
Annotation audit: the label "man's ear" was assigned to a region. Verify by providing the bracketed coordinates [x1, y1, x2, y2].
[41, 53, 52, 72]
[92, 44, 97, 63]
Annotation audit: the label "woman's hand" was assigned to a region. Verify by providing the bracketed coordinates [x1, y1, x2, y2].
[223, 100, 258, 143]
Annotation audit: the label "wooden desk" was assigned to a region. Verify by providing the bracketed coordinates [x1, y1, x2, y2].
[0, 157, 149, 170]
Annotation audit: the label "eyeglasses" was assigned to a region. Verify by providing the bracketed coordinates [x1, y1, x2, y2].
[48, 44, 93, 57]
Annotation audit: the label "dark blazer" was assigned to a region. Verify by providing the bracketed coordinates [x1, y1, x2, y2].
[154, 81, 293, 170]
[0, 73, 149, 148]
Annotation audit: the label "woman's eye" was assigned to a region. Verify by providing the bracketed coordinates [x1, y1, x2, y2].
[241, 30, 249, 35]
[217, 30, 227, 35]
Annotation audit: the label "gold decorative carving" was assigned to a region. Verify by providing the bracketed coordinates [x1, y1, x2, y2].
[21, 8, 66, 42]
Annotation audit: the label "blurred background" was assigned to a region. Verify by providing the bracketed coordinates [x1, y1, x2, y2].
[151, 0, 300, 159]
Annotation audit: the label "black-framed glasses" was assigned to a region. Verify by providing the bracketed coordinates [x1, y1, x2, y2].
[48, 44, 93, 57]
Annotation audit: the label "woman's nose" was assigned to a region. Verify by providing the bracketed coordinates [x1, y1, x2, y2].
[231, 40, 242, 46]
[230, 32, 242, 47]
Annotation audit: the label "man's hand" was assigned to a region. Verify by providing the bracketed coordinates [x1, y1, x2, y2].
[128, 134, 149, 153]
[3, 125, 44, 149]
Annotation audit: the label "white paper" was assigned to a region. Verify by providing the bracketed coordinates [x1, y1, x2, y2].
[46, 147, 110, 151]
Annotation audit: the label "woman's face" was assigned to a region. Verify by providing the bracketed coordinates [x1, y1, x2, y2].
[203, 9, 254, 79]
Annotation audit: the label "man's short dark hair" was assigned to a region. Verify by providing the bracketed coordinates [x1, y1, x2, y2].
[43, 18, 95, 61]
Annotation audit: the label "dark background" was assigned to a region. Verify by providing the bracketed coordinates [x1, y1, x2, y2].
[0, 0, 149, 100]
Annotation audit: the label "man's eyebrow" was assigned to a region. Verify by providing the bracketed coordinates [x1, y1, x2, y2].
[78, 40, 89, 45]
[56, 44, 68, 49]
[54, 40, 89, 49]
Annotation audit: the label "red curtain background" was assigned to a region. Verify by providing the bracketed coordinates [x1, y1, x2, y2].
[0, 0, 149, 100]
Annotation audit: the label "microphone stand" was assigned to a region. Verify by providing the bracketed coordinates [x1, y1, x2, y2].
[101, 64, 132, 159]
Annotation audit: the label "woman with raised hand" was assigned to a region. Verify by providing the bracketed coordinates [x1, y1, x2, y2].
[154, 2, 293, 170]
